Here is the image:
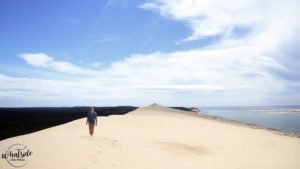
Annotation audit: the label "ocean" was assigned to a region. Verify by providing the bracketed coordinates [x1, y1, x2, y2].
[199, 106, 300, 134]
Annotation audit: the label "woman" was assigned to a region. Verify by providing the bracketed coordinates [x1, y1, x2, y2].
[86, 107, 97, 136]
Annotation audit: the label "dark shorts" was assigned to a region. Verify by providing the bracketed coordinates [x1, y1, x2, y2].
[88, 120, 95, 124]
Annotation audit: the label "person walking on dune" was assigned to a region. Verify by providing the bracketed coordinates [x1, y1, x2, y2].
[86, 107, 97, 136]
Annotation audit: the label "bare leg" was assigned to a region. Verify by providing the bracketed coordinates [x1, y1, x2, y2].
[88, 123, 95, 136]
[89, 123, 92, 136]
[91, 123, 94, 135]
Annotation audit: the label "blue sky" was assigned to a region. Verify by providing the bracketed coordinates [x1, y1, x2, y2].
[0, 0, 300, 107]
[0, 0, 195, 66]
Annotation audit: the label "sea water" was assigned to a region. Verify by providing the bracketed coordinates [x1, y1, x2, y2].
[199, 106, 300, 134]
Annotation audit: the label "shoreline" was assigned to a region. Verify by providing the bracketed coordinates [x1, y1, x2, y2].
[196, 113, 300, 138]
[133, 104, 300, 138]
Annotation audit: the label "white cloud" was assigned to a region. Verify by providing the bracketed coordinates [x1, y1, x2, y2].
[132, 84, 226, 92]
[2, 45, 299, 106]
[139, 0, 300, 82]
[19, 53, 53, 68]
[20, 53, 100, 76]
[104, 48, 286, 92]
[140, 0, 260, 40]
[140, 0, 300, 43]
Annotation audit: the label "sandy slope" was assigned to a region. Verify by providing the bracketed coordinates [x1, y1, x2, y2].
[1, 104, 300, 169]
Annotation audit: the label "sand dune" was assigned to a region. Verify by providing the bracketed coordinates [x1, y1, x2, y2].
[1, 104, 300, 169]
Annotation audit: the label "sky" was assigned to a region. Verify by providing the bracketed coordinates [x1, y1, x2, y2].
[0, 0, 300, 107]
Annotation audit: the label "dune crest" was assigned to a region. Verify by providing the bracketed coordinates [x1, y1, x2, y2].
[138, 103, 174, 111]
[131, 103, 197, 116]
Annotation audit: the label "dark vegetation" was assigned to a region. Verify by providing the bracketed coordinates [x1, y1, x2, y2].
[170, 107, 197, 112]
[0, 106, 137, 141]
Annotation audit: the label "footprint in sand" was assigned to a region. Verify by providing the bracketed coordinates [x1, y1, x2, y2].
[80, 136, 90, 139]
[155, 141, 207, 157]
[91, 137, 120, 148]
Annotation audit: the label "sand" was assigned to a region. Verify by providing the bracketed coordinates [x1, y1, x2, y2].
[1, 104, 300, 169]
